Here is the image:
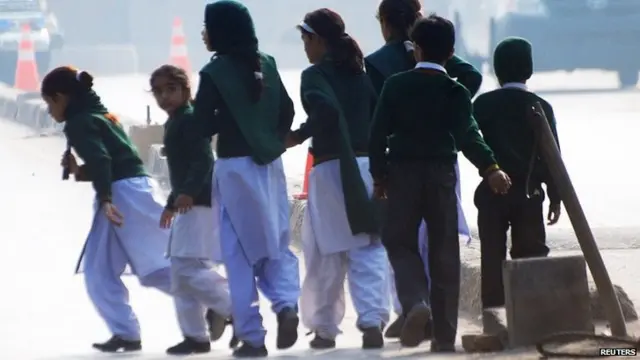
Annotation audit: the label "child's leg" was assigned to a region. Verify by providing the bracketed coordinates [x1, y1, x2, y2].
[173, 292, 208, 343]
[171, 257, 232, 319]
[83, 216, 141, 343]
[509, 194, 549, 259]
[297, 237, 347, 342]
[423, 167, 460, 348]
[219, 209, 265, 348]
[388, 264, 403, 315]
[475, 182, 510, 309]
[347, 242, 389, 348]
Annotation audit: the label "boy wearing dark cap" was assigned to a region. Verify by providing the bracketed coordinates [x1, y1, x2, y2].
[472, 37, 561, 316]
[369, 14, 511, 352]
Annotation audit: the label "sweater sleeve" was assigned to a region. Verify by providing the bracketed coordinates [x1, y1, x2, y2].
[277, 78, 295, 139]
[291, 68, 339, 142]
[368, 79, 394, 182]
[193, 73, 221, 137]
[445, 55, 483, 97]
[543, 102, 561, 205]
[66, 117, 112, 203]
[179, 115, 214, 199]
[365, 59, 386, 96]
[449, 85, 498, 175]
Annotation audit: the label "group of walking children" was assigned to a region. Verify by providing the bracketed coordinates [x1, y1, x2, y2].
[42, 0, 561, 357]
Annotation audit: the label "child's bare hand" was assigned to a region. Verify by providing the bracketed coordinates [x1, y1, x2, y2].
[159, 209, 175, 229]
[547, 203, 561, 225]
[487, 170, 511, 195]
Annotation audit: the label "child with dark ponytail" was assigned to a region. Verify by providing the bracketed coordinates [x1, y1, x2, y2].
[41, 66, 175, 353]
[287, 8, 389, 350]
[365, 0, 477, 341]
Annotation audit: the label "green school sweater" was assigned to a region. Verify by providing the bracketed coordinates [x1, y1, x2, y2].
[473, 88, 561, 204]
[369, 69, 496, 181]
[293, 60, 377, 159]
[64, 106, 146, 203]
[195, 52, 294, 165]
[293, 60, 379, 235]
[163, 104, 213, 210]
[365, 41, 483, 96]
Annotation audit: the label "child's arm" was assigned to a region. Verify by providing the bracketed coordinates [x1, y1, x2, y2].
[365, 59, 386, 96]
[449, 85, 498, 175]
[445, 55, 483, 97]
[277, 78, 295, 140]
[179, 114, 214, 202]
[193, 73, 221, 137]
[289, 67, 339, 143]
[542, 102, 561, 205]
[368, 79, 394, 183]
[66, 117, 113, 203]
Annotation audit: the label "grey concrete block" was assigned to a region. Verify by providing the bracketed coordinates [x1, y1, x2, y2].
[503, 255, 594, 348]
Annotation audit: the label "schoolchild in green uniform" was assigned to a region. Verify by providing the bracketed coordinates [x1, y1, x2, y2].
[286, 8, 389, 350]
[369, 15, 511, 351]
[366, 0, 478, 339]
[150, 65, 233, 355]
[192, 1, 301, 357]
[42, 66, 228, 352]
[473, 37, 561, 314]
[366, 0, 483, 97]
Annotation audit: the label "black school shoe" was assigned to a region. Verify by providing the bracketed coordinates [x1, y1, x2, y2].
[431, 342, 456, 353]
[166, 337, 211, 355]
[400, 303, 432, 347]
[384, 315, 405, 338]
[362, 327, 384, 349]
[386, 314, 434, 340]
[309, 333, 336, 349]
[233, 342, 268, 358]
[276, 307, 299, 349]
[206, 309, 229, 341]
[92, 335, 141, 352]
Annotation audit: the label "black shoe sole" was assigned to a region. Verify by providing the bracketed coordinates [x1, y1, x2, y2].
[400, 306, 431, 348]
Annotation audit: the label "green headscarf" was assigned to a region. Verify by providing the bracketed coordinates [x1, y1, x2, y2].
[204, 1, 258, 54]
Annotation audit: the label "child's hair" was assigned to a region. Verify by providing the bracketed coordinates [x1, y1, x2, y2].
[204, 1, 263, 103]
[410, 14, 455, 64]
[41, 66, 94, 97]
[377, 0, 422, 66]
[377, 0, 421, 40]
[150, 64, 192, 102]
[300, 8, 364, 74]
[41, 66, 119, 123]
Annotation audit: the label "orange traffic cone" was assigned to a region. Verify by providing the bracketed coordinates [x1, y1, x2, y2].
[15, 24, 39, 91]
[169, 17, 191, 74]
[293, 151, 313, 200]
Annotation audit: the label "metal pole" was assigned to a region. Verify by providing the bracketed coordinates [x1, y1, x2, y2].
[146, 105, 151, 126]
[528, 101, 626, 337]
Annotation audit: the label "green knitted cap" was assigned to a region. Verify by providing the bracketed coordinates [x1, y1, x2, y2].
[493, 37, 533, 83]
[205, 0, 258, 53]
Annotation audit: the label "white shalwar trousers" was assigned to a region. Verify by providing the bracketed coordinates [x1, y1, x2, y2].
[77, 177, 173, 341]
[300, 158, 390, 340]
[170, 257, 231, 342]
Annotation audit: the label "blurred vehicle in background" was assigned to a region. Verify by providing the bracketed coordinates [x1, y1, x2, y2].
[449, 0, 640, 87]
[0, 0, 63, 84]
